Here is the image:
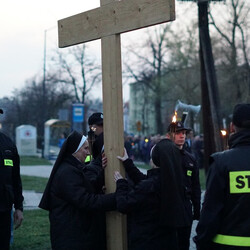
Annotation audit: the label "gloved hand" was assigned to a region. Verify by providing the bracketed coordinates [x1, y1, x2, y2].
[117, 148, 129, 162]
[114, 171, 124, 182]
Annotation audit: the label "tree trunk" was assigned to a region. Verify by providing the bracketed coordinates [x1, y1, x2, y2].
[155, 94, 162, 134]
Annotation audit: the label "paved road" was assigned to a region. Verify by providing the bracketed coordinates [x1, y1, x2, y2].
[21, 165, 53, 178]
[21, 164, 199, 249]
[21, 165, 52, 210]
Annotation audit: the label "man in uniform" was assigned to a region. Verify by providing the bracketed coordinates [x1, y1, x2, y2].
[87, 112, 104, 160]
[87, 112, 105, 192]
[194, 103, 250, 249]
[167, 121, 201, 250]
[0, 108, 23, 250]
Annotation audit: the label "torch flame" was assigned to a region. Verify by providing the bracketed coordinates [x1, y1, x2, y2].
[172, 111, 177, 123]
[221, 130, 227, 136]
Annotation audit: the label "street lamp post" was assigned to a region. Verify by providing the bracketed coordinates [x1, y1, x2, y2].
[42, 26, 56, 158]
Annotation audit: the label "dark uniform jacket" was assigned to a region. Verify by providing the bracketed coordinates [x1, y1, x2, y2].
[181, 149, 201, 224]
[195, 130, 250, 250]
[0, 132, 23, 212]
[116, 159, 179, 250]
[85, 157, 105, 193]
[48, 155, 116, 250]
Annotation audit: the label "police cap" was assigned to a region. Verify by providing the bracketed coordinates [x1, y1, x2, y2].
[167, 121, 191, 132]
[88, 112, 103, 126]
[232, 103, 250, 128]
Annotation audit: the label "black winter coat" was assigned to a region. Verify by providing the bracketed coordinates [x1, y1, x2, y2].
[116, 159, 179, 250]
[0, 132, 23, 211]
[48, 155, 115, 250]
[181, 149, 201, 223]
[85, 157, 105, 193]
[195, 130, 250, 250]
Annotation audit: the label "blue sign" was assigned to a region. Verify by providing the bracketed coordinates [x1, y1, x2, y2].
[72, 104, 84, 123]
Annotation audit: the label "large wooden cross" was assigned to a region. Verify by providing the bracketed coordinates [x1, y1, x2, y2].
[58, 0, 175, 249]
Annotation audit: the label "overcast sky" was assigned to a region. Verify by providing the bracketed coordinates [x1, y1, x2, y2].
[0, 0, 102, 98]
[0, 1, 197, 101]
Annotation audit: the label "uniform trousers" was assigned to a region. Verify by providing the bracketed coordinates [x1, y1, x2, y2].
[177, 225, 192, 250]
[0, 211, 11, 250]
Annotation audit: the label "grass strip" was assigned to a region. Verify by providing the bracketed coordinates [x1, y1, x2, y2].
[10, 209, 51, 250]
[20, 156, 52, 166]
[21, 176, 48, 193]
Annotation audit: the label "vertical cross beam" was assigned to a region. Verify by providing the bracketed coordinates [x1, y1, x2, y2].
[58, 1, 175, 248]
[100, 1, 127, 249]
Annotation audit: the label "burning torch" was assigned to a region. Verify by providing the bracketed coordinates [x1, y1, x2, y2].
[169, 111, 177, 141]
[220, 129, 228, 150]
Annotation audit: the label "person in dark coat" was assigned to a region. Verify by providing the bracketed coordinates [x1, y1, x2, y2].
[87, 112, 104, 160]
[194, 104, 250, 250]
[39, 131, 116, 250]
[0, 108, 23, 250]
[167, 121, 201, 250]
[86, 112, 106, 191]
[183, 129, 194, 155]
[114, 139, 188, 250]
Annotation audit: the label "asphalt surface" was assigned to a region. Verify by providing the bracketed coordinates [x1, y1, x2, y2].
[20, 164, 199, 249]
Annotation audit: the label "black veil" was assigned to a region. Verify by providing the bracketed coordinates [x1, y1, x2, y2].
[39, 131, 83, 210]
[152, 139, 186, 227]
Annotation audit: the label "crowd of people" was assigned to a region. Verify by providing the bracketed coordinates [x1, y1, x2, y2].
[1, 103, 250, 250]
[124, 131, 204, 169]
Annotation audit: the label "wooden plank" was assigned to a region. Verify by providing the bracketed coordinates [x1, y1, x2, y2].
[58, 0, 175, 47]
[101, 33, 127, 250]
[102, 34, 125, 193]
[101, 2, 127, 248]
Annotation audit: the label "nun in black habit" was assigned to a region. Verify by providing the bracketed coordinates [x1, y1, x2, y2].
[39, 131, 116, 250]
[114, 139, 188, 250]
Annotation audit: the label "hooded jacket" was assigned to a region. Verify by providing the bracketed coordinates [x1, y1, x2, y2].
[116, 139, 188, 250]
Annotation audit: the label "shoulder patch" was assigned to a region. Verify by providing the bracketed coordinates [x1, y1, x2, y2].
[4, 159, 13, 166]
[187, 170, 192, 176]
[229, 171, 250, 194]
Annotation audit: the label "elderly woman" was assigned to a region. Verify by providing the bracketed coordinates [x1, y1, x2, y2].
[114, 139, 188, 250]
[39, 131, 115, 250]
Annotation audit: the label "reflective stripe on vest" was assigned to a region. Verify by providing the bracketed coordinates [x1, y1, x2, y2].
[229, 171, 250, 193]
[213, 234, 250, 247]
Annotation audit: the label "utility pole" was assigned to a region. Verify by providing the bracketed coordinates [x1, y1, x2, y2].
[198, 0, 223, 172]
[178, 0, 224, 172]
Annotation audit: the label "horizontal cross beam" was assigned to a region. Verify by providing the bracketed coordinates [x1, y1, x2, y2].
[177, 0, 224, 2]
[58, 0, 175, 48]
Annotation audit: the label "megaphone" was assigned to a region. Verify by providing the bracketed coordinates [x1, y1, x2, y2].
[175, 100, 201, 115]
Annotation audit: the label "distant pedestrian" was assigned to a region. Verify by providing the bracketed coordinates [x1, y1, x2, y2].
[183, 129, 194, 155]
[192, 134, 204, 169]
[124, 136, 133, 159]
[58, 132, 67, 148]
